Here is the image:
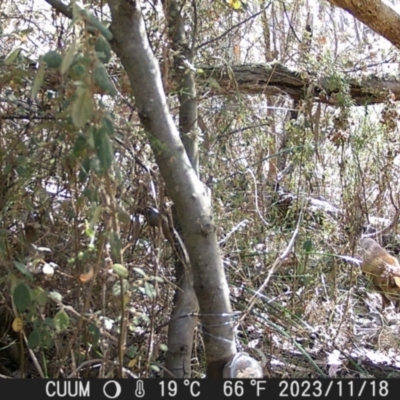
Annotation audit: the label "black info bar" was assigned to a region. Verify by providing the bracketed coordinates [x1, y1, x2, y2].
[0, 379, 396, 399]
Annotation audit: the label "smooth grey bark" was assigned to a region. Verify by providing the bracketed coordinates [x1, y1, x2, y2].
[164, 0, 199, 172]
[106, 0, 236, 377]
[162, 0, 199, 378]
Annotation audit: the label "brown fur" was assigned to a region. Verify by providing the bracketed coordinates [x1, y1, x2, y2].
[360, 238, 400, 310]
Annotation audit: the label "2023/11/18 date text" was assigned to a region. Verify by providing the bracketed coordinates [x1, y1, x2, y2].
[278, 380, 390, 398]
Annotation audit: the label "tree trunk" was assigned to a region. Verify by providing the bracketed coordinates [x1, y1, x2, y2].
[107, 0, 236, 377]
[162, 0, 199, 378]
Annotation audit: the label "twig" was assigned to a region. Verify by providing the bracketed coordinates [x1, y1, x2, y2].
[195, 2, 272, 51]
[219, 219, 249, 245]
[242, 209, 303, 319]
[48, 297, 119, 344]
[67, 359, 138, 378]
[22, 332, 45, 378]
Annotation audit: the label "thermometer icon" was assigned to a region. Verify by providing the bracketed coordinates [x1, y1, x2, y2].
[135, 380, 145, 398]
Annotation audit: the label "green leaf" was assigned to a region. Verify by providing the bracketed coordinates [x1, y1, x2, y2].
[32, 320, 55, 349]
[73, 134, 87, 158]
[20, 28, 34, 36]
[133, 267, 147, 277]
[150, 364, 160, 372]
[88, 323, 100, 344]
[95, 36, 112, 64]
[61, 40, 77, 74]
[32, 288, 48, 306]
[93, 62, 117, 96]
[90, 157, 101, 174]
[126, 346, 138, 358]
[144, 282, 156, 299]
[94, 127, 114, 172]
[79, 157, 91, 183]
[303, 239, 313, 253]
[89, 205, 102, 228]
[13, 282, 31, 312]
[28, 329, 41, 349]
[5, 47, 22, 64]
[31, 61, 45, 99]
[159, 343, 168, 352]
[82, 186, 98, 202]
[83, 11, 113, 40]
[112, 279, 129, 297]
[13, 261, 33, 280]
[113, 263, 129, 279]
[72, 87, 94, 128]
[109, 231, 121, 259]
[44, 317, 55, 328]
[54, 310, 70, 332]
[43, 50, 62, 68]
[49, 291, 63, 302]
[102, 115, 114, 136]
[71, 62, 86, 78]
